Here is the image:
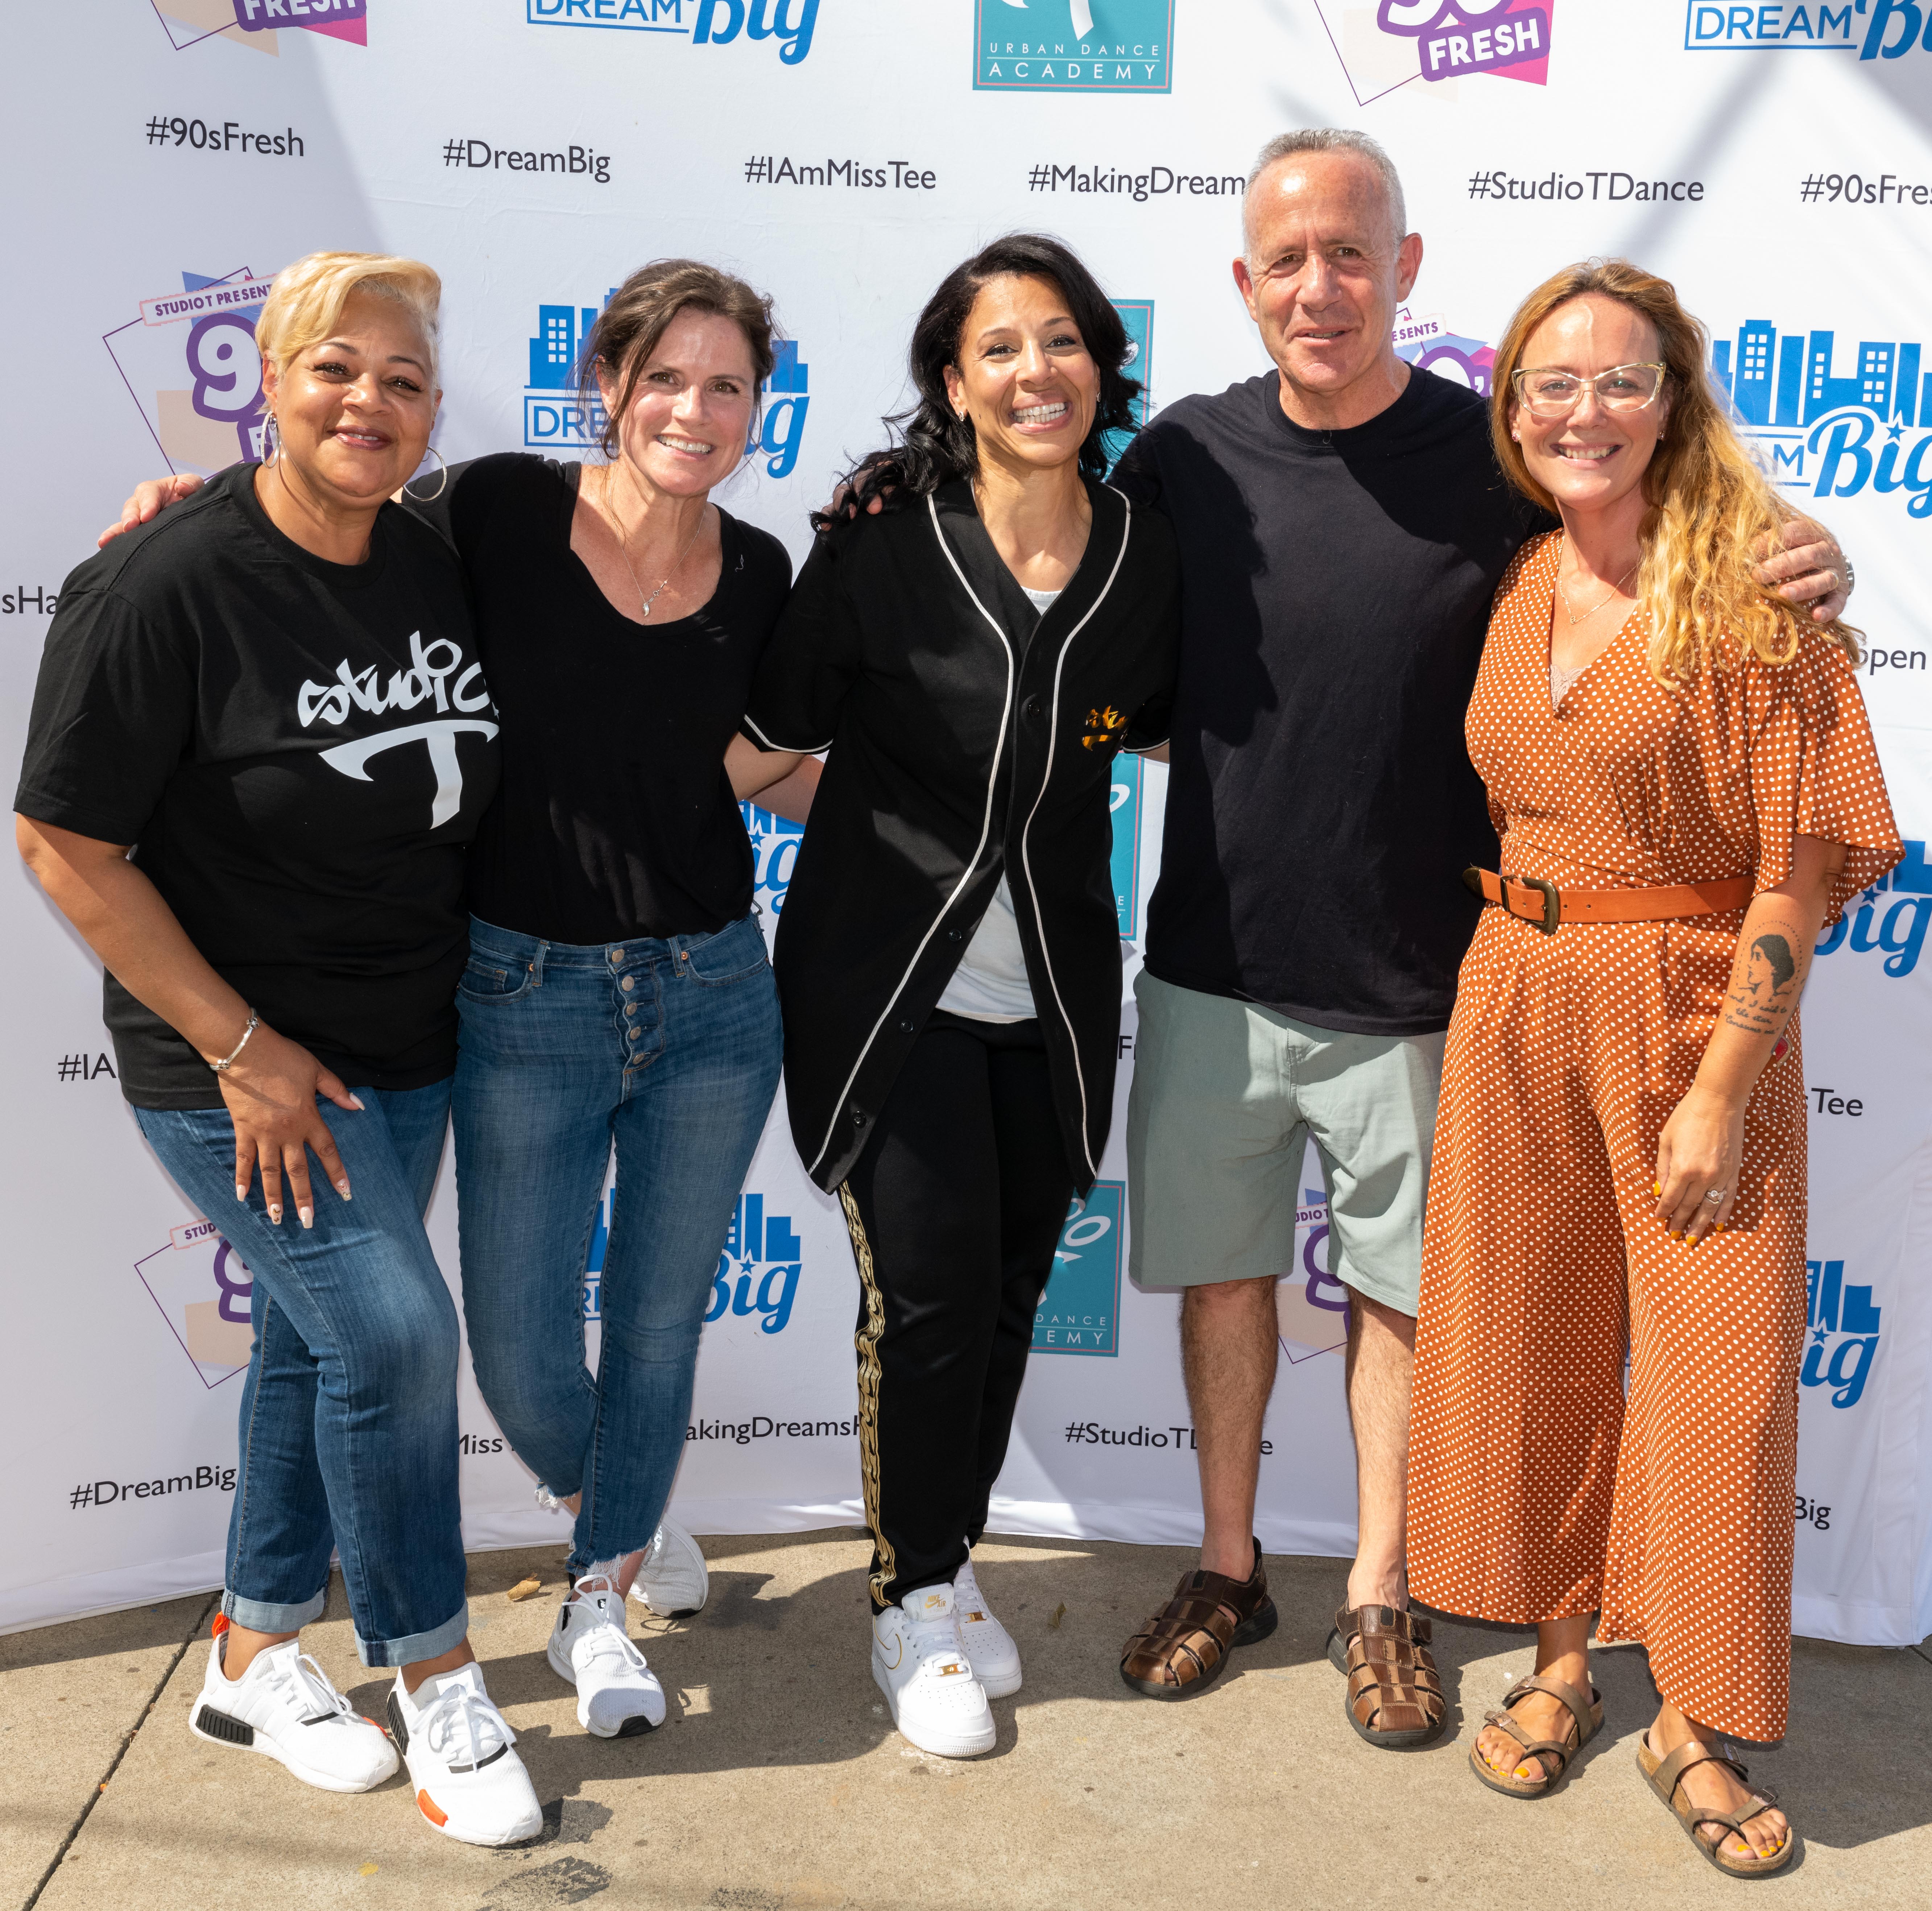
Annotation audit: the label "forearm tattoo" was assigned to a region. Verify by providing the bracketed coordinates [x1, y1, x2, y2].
[1722, 931, 1801, 1037]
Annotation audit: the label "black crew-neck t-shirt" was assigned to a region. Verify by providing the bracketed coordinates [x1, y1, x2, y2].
[1111, 366, 1548, 1036]
[406, 455, 794, 945]
[16, 461, 501, 1108]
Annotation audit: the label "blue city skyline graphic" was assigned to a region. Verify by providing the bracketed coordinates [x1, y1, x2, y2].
[1803, 1258, 1881, 1409]
[1711, 320, 1932, 510]
[525, 297, 811, 473]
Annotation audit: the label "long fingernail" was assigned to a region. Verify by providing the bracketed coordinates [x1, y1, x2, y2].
[267, 1204, 282, 1224]
[335, 1179, 352, 1199]
[348, 1095, 366, 1111]
[235, 1185, 248, 1202]
[1653, 1183, 1662, 1196]
[299, 1205, 314, 1230]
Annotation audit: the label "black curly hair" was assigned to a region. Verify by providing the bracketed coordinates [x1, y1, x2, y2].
[822, 233, 1140, 525]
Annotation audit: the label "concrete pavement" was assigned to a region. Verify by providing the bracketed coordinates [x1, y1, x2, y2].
[7, 1530, 1929, 1911]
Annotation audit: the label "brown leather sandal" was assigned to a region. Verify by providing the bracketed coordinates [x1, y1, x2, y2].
[1119, 1539, 1277, 1700]
[1636, 1737, 1796, 1877]
[1468, 1673, 1602, 1798]
[1329, 1604, 1446, 1747]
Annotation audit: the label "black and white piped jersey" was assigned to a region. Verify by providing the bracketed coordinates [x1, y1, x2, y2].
[743, 476, 1179, 1194]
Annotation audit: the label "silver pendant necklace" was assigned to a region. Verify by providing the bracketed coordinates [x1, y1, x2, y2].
[603, 466, 707, 621]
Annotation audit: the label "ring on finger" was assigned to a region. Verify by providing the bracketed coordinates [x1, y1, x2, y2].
[1703, 1188, 1727, 1204]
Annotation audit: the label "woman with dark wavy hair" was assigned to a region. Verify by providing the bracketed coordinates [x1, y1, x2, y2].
[733, 233, 1179, 1758]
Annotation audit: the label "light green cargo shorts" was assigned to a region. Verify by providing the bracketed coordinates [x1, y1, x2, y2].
[1125, 971, 1444, 1315]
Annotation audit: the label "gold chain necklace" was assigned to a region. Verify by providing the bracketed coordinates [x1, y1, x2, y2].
[601, 465, 708, 621]
[1558, 539, 1639, 627]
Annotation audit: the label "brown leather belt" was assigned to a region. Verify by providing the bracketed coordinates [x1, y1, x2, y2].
[1462, 867, 1752, 936]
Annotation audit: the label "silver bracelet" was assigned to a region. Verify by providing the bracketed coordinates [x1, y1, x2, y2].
[208, 1009, 260, 1074]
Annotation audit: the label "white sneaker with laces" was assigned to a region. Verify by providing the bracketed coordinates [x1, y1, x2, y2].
[953, 1556, 1022, 1698]
[388, 1663, 542, 1846]
[548, 1579, 667, 1738]
[626, 1519, 710, 1617]
[187, 1627, 397, 1792]
[872, 1582, 996, 1759]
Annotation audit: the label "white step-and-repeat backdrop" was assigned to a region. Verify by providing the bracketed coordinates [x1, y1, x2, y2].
[3, 1, 1928, 1648]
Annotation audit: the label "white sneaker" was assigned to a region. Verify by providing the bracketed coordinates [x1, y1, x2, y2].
[871, 1583, 996, 1759]
[953, 1556, 1022, 1698]
[627, 1519, 710, 1617]
[187, 1627, 398, 1793]
[388, 1663, 542, 1846]
[547, 1581, 666, 1738]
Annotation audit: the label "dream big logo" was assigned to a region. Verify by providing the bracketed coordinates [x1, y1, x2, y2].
[1684, 2, 1931, 58]
[1034, 1181, 1123, 1354]
[152, 0, 366, 53]
[1803, 1257, 1883, 1407]
[525, 296, 811, 474]
[1713, 320, 1932, 517]
[581, 1188, 804, 1332]
[106, 269, 271, 474]
[741, 801, 803, 918]
[524, 0, 819, 63]
[975, 0, 1173, 92]
[135, 1219, 255, 1388]
[1814, 839, 1930, 976]
[1316, 0, 1551, 107]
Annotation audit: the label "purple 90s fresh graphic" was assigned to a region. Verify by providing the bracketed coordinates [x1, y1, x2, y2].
[1316, 0, 1553, 107]
[1393, 306, 1495, 396]
[151, 0, 367, 54]
[135, 1219, 256, 1389]
[106, 268, 272, 474]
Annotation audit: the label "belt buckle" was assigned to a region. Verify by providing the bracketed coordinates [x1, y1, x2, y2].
[1512, 875, 1561, 936]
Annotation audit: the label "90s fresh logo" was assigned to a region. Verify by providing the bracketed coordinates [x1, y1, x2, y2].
[976, 0, 1173, 92]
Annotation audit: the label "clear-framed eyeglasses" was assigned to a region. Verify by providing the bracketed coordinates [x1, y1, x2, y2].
[1510, 362, 1667, 418]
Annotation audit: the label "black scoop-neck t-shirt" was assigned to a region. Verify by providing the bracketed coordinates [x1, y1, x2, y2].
[406, 454, 794, 946]
[16, 461, 501, 1107]
[1110, 367, 1548, 1036]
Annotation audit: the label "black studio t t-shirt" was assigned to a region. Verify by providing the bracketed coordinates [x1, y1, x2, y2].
[405, 455, 794, 944]
[16, 462, 501, 1108]
[1112, 367, 1549, 1035]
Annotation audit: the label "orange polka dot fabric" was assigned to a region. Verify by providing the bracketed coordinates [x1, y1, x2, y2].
[1407, 531, 1901, 1741]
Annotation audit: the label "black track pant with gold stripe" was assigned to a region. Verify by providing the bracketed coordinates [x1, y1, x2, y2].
[837, 1010, 1073, 1611]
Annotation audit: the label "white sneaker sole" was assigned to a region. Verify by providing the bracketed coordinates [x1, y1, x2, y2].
[870, 1654, 997, 1759]
[188, 1697, 396, 1794]
[545, 1638, 661, 1739]
[975, 1663, 1023, 1700]
[388, 1693, 543, 1847]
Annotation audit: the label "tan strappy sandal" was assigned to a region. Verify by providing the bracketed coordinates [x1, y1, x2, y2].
[1636, 1736, 1796, 1878]
[1468, 1673, 1603, 1799]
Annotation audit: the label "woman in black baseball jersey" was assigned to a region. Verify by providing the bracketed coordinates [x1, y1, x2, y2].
[737, 234, 1179, 1759]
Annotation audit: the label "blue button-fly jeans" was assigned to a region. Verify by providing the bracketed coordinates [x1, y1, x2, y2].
[452, 911, 782, 1572]
[135, 1082, 468, 1668]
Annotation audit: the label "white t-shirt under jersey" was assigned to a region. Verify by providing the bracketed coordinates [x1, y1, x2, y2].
[935, 584, 1059, 1023]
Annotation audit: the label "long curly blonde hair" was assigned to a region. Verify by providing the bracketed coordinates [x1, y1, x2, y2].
[1490, 258, 1861, 679]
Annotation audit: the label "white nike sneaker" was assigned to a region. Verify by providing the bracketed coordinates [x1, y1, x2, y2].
[388, 1663, 542, 1846]
[953, 1556, 1022, 1699]
[187, 1625, 397, 1792]
[547, 1580, 667, 1738]
[872, 1582, 997, 1759]
[626, 1519, 710, 1617]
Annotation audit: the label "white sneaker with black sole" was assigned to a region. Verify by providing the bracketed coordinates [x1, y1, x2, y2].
[549, 1580, 667, 1738]
[187, 1625, 398, 1792]
[953, 1556, 1022, 1698]
[626, 1519, 710, 1618]
[872, 1582, 996, 1759]
[388, 1663, 542, 1846]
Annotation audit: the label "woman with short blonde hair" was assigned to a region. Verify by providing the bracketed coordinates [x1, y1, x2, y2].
[1406, 258, 1900, 1876]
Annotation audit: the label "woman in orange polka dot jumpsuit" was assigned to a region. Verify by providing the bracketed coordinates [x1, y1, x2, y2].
[1406, 260, 1900, 1879]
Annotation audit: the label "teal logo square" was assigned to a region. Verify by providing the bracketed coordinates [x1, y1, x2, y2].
[1033, 1180, 1123, 1355]
[975, 0, 1174, 92]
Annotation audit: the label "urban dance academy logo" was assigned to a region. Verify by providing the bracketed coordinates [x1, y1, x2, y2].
[134, 1219, 255, 1389]
[1034, 1182, 1124, 1354]
[580, 1188, 804, 1333]
[149, 0, 367, 54]
[975, 0, 1174, 92]
[1814, 839, 1930, 976]
[1684, 1, 1932, 59]
[1803, 1257, 1883, 1408]
[1712, 318, 1932, 520]
[525, 297, 812, 475]
[106, 268, 272, 474]
[524, 0, 820, 64]
[1315, 0, 1552, 108]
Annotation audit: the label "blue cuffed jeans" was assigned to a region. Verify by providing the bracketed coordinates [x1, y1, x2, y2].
[135, 1081, 468, 1668]
[452, 911, 782, 1573]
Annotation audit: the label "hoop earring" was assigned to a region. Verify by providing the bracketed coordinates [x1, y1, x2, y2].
[261, 414, 281, 466]
[403, 444, 448, 501]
